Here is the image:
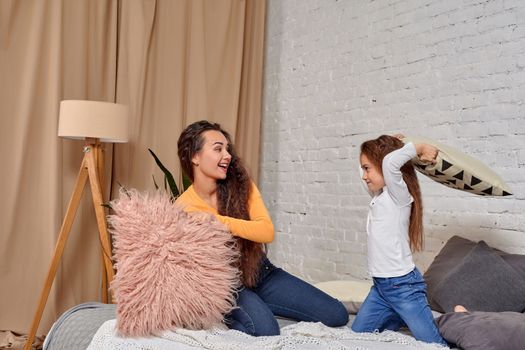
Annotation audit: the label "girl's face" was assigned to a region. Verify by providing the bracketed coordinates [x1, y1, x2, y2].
[192, 130, 232, 182]
[360, 153, 385, 192]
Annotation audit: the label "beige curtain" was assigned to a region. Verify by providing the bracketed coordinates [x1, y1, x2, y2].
[0, 0, 266, 340]
[235, 0, 266, 182]
[0, 0, 118, 338]
[114, 0, 266, 192]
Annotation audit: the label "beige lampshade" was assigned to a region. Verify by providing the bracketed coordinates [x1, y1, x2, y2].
[58, 100, 129, 143]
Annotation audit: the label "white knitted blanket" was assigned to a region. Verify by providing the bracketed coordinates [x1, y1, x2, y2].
[87, 319, 447, 350]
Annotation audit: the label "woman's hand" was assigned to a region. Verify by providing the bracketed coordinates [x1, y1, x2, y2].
[415, 143, 439, 164]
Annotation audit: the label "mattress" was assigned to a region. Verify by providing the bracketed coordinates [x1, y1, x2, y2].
[43, 302, 117, 350]
[44, 303, 449, 350]
[43, 302, 298, 350]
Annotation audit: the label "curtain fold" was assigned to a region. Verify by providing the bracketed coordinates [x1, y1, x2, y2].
[0, 0, 118, 336]
[235, 0, 267, 182]
[0, 0, 266, 338]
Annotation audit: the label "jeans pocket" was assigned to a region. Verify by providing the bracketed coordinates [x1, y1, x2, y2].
[392, 270, 416, 289]
[257, 257, 277, 283]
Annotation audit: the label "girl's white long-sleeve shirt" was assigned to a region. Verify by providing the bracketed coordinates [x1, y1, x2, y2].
[365, 142, 417, 278]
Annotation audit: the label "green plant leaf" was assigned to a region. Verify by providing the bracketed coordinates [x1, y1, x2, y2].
[152, 175, 159, 190]
[148, 148, 180, 198]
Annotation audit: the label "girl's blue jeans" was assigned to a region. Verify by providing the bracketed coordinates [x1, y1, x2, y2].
[351, 268, 448, 347]
[225, 256, 349, 336]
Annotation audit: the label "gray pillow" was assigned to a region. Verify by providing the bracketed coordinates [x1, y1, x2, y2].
[437, 311, 525, 350]
[432, 241, 525, 313]
[424, 235, 525, 312]
[501, 253, 525, 281]
[424, 236, 477, 312]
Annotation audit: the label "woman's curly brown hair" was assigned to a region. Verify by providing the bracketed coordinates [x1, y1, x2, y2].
[360, 135, 424, 252]
[177, 120, 264, 287]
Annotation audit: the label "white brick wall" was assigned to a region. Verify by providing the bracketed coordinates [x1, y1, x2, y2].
[260, 0, 525, 283]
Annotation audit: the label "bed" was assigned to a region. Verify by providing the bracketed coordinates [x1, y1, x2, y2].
[43, 302, 449, 350]
[43, 300, 525, 350]
[42, 234, 525, 350]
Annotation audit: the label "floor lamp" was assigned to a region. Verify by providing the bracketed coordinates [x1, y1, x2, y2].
[24, 100, 129, 350]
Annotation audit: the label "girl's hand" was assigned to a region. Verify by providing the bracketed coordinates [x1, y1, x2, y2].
[416, 143, 439, 164]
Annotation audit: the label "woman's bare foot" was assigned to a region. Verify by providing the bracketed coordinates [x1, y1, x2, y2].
[454, 305, 468, 312]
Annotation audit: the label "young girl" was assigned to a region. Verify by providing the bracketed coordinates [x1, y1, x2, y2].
[351, 135, 448, 347]
[176, 120, 348, 336]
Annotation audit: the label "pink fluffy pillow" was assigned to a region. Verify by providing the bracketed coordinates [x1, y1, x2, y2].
[108, 189, 240, 337]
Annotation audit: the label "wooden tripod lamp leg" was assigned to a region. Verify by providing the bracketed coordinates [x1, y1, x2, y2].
[25, 143, 117, 350]
[94, 144, 109, 303]
[86, 146, 115, 285]
[23, 159, 89, 350]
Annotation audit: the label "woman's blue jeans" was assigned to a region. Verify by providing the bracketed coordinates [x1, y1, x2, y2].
[225, 257, 349, 336]
[351, 268, 447, 346]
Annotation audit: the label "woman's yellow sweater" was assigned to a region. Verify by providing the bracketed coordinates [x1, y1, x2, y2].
[176, 183, 275, 243]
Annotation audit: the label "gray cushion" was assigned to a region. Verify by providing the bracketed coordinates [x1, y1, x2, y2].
[44, 302, 116, 350]
[501, 253, 525, 281]
[432, 241, 525, 313]
[437, 311, 525, 350]
[424, 235, 525, 312]
[424, 236, 476, 312]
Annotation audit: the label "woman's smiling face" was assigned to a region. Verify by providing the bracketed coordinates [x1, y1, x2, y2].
[192, 130, 232, 181]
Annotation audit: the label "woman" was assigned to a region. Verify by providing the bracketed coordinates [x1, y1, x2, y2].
[176, 120, 348, 336]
